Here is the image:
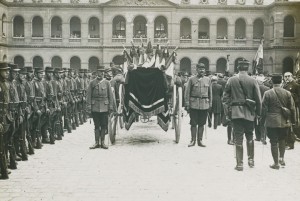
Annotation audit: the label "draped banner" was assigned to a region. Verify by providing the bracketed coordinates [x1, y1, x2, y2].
[123, 68, 170, 131]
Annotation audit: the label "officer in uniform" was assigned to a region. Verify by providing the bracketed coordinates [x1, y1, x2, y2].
[86, 66, 115, 149]
[222, 59, 261, 171]
[61, 68, 72, 133]
[0, 62, 10, 179]
[76, 69, 85, 125]
[185, 63, 212, 148]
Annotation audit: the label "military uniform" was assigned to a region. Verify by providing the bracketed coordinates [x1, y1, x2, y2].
[86, 66, 114, 149]
[185, 63, 212, 147]
[61, 68, 72, 133]
[222, 60, 261, 171]
[0, 62, 10, 179]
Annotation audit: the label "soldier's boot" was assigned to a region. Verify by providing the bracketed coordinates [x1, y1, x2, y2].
[235, 145, 243, 171]
[35, 137, 43, 149]
[188, 126, 197, 147]
[8, 146, 17, 170]
[27, 136, 35, 155]
[247, 140, 254, 168]
[75, 114, 80, 127]
[20, 139, 28, 161]
[71, 118, 76, 130]
[197, 126, 206, 147]
[89, 129, 100, 149]
[279, 140, 286, 167]
[56, 122, 62, 140]
[0, 154, 9, 179]
[270, 144, 280, 170]
[41, 129, 50, 144]
[49, 130, 55, 145]
[66, 118, 72, 133]
[79, 113, 83, 125]
[100, 129, 108, 149]
[227, 126, 234, 145]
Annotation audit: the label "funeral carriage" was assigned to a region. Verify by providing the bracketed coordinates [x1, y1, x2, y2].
[108, 40, 183, 144]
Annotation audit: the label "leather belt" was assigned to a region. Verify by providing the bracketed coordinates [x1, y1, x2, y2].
[191, 96, 208, 99]
[231, 102, 245, 106]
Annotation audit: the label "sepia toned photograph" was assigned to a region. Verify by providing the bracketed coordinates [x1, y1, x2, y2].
[0, 0, 299, 200]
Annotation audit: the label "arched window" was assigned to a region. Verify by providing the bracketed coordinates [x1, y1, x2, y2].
[14, 55, 25, 68]
[154, 16, 168, 39]
[32, 16, 43, 37]
[88, 56, 99, 72]
[13, 16, 24, 37]
[89, 17, 100, 38]
[70, 16, 81, 38]
[2, 14, 7, 38]
[270, 17, 274, 39]
[51, 16, 62, 38]
[234, 57, 244, 72]
[112, 55, 125, 65]
[180, 18, 191, 39]
[112, 16, 125, 39]
[216, 58, 227, 73]
[198, 57, 209, 70]
[180, 57, 191, 73]
[235, 18, 246, 39]
[33, 56, 44, 67]
[133, 16, 147, 38]
[282, 57, 294, 74]
[70, 56, 81, 70]
[217, 18, 228, 39]
[51, 56, 62, 68]
[284, 15, 295, 37]
[198, 18, 209, 39]
[253, 18, 264, 39]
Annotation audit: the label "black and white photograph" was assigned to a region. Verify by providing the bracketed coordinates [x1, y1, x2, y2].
[0, 0, 300, 200]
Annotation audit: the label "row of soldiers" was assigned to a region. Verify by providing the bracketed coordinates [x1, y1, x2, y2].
[0, 62, 92, 179]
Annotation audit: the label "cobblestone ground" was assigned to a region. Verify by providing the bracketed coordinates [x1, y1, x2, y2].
[1, 116, 300, 201]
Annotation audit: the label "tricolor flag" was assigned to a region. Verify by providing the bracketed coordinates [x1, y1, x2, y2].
[253, 38, 264, 75]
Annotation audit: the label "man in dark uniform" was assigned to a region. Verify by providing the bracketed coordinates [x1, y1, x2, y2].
[61, 68, 72, 133]
[76, 69, 85, 125]
[32, 67, 47, 149]
[14, 67, 28, 161]
[0, 62, 11, 179]
[86, 66, 115, 149]
[24, 66, 36, 154]
[185, 63, 212, 148]
[282, 71, 299, 150]
[7, 63, 21, 169]
[209, 76, 223, 130]
[223, 59, 261, 171]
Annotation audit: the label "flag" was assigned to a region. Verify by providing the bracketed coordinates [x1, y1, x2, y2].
[253, 38, 264, 74]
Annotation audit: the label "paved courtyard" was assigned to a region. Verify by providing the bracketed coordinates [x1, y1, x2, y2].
[0, 116, 300, 201]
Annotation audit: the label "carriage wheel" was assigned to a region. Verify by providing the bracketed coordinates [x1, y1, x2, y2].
[172, 85, 182, 143]
[118, 84, 124, 129]
[108, 113, 118, 144]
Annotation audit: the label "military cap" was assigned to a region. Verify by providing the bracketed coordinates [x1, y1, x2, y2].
[54, 67, 64, 73]
[83, 69, 88, 73]
[34, 67, 44, 73]
[271, 73, 282, 82]
[183, 72, 189, 76]
[97, 65, 106, 71]
[19, 67, 27, 74]
[0, 62, 10, 70]
[196, 63, 205, 69]
[45, 66, 54, 72]
[8, 63, 20, 71]
[112, 65, 123, 74]
[238, 59, 250, 68]
[79, 69, 85, 73]
[24, 66, 33, 73]
[211, 76, 218, 81]
[62, 67, 68, 72]
[218, 73, 224, 78]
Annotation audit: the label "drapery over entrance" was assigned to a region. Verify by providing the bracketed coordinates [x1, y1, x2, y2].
[123, 68, 170, 131]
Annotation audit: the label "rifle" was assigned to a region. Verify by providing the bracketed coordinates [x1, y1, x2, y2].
[25, 97, 34, 154]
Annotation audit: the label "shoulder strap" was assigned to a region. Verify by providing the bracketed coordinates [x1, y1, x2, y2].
[272, 88, 286, 108]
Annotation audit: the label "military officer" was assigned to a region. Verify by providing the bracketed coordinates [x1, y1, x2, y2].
[185, 63, 212, 148]
[222, 59, 261, 171]
[86, 66, 115, 149]
[0, 62, 10, 179]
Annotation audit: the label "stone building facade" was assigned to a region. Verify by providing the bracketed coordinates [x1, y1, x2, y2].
[0, 0, 299, 74]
